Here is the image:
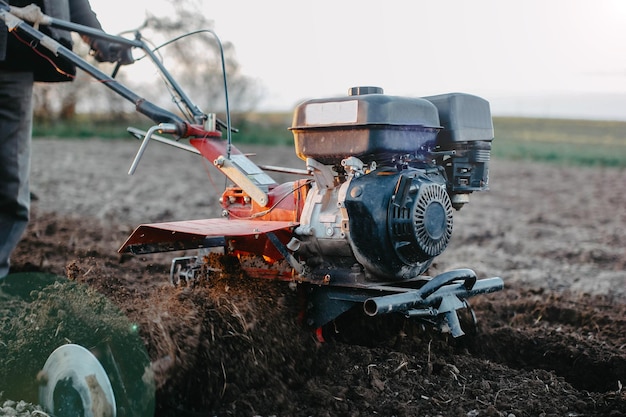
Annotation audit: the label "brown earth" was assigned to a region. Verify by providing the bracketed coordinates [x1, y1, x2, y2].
[3, 138, 626, 417]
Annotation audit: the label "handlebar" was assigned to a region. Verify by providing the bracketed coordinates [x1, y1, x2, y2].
[0, 2, 217, 135]
[0, 1, 243, 176]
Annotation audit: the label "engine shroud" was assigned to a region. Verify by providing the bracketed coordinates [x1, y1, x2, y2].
[344, 168, 453, 280]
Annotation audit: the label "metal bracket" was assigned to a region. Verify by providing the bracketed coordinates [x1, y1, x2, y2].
[214, 154, 274, 207]
[306, 158, 336, 190]
[266, 232, 304, 275]
[362, 269, 503, 337]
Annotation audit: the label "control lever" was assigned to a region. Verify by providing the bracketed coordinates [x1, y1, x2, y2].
[128, 123, 177, 175]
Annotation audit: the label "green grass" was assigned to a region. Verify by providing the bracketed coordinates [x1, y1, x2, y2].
[492, 117, 626, 167]
[33, 114, 626, 168]
[228, 113, 293, 146]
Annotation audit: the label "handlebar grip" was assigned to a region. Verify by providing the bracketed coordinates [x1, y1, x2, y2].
[111, 44, 134, 65]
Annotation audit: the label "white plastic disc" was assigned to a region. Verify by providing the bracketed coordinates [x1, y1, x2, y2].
[39, 344, 117, 417]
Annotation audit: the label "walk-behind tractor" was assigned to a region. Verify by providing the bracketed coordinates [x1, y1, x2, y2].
[1, 2, 503, 416]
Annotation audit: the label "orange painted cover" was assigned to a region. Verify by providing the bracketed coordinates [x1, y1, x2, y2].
[119, 218, 298, 254]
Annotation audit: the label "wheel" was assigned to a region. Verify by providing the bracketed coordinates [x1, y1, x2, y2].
[39, 344, 116, 417]
[0, 273, 155, 417]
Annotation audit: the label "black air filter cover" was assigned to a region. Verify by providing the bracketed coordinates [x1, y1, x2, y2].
[423, 93, 494, 144]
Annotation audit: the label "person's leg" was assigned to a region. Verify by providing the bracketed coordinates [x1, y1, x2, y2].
[0, 70, 34, 278]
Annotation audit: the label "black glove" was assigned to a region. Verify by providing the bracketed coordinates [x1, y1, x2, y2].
[89, 38, 134, 65]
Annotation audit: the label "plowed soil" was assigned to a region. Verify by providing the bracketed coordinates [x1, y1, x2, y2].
[3, 138, 626, 417]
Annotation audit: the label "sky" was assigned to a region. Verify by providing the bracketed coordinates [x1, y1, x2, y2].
[89, 0, 626, 120]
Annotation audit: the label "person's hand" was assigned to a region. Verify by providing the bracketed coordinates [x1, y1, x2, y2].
[89, 38, 134, 65]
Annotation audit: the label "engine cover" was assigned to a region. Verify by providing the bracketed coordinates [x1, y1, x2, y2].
[344, 168, 453, 280]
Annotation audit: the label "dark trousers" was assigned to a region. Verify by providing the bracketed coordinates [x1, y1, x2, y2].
[0, 70, 34, 277]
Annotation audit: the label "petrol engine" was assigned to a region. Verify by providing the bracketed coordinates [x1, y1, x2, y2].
[289, 87, 494, 284]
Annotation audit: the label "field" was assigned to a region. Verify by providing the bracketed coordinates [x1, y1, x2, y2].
[32, 115, 626, 167]
[2, 116, 626, 416]
[491, 117, 626, 167]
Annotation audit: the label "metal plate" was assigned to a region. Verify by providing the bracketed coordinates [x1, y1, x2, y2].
[39, 344, 116, 417]
[118, 218, 298, 254]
